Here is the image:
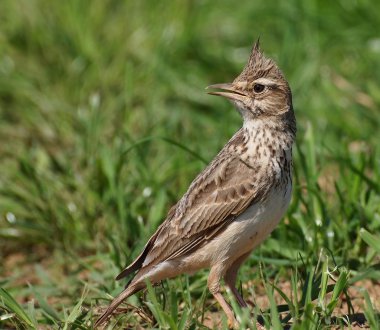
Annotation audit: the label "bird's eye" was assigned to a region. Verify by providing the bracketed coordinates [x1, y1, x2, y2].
[253, 84, 265, 93]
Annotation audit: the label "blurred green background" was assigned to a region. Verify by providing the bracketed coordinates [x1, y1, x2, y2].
[0, 0, 379, 329]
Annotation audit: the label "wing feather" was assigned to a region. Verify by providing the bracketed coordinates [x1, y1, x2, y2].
[117, 130, 275, 280]
[141, 153, 271, 268]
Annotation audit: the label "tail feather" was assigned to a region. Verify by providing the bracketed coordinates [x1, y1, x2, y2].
[94, 281, 145, 328]
[115, 228, 162, 281]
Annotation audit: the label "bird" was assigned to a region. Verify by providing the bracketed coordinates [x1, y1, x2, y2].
[95, 40, 296, 328]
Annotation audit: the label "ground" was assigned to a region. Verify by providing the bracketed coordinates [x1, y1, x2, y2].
[1, 1, 380, 329]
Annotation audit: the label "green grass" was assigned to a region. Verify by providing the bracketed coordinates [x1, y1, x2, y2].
[1, 0, 380, 329]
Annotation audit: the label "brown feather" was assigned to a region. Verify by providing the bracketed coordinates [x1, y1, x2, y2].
[95, 40, 296, 327]
[139, 131, 271, 268]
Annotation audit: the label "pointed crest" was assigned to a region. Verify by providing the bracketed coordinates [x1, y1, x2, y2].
[234, 39, 283, 83]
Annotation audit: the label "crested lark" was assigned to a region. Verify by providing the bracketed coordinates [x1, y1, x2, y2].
[95, 41, 296, 327]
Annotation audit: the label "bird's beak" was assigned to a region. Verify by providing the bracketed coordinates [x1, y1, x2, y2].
[206, 83, 247, 102]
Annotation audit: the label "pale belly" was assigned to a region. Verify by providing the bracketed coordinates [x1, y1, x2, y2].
[181, 182, 292, 270]
[141, 183, 292, 281]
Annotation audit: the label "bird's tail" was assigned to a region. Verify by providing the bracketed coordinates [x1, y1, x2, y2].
[94, 281, 144, 328]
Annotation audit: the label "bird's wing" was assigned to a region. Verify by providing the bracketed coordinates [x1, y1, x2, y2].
[140, 148, 273, 268]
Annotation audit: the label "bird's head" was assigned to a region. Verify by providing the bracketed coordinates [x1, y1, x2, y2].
[207, 40, 293, 122]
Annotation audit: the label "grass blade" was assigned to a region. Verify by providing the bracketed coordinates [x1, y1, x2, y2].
[0, 288, 35, 328]
[360, 228, 380, 253]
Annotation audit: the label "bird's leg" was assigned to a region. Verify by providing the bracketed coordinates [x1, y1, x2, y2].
[224, 252, 251, 308]
[224, 253, 265, 330]
[213, 292, 237, 328]
[208, 266, 236, 328]
[226, 280, 247, 308]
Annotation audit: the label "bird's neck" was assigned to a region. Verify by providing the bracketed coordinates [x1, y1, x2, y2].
[234, 117, 295, 164]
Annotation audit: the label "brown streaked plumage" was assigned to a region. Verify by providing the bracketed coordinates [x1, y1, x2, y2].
[95, 40, 296, 328]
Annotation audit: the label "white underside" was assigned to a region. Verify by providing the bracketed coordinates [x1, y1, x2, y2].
[184, 182, 292, 269]
[141, 183, 292, 282]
